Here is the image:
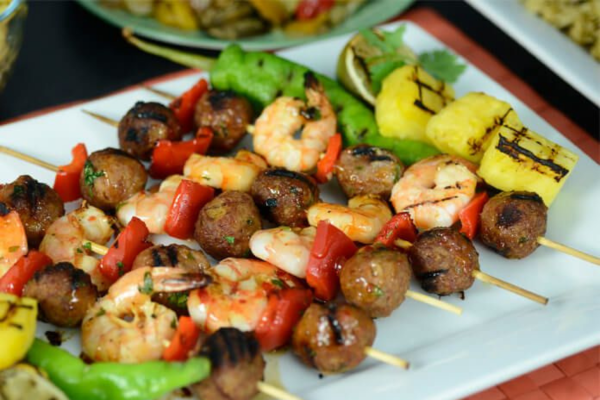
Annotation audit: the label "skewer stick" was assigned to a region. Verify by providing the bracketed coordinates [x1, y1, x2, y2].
[83, 240, 108, 256]
[143, 85, 177, 101]
[0, 146, 59, 172]
[537, 236, 600, 266]
[256, 382, 303, 400]
[472, 270, 548, 305]
[405, 290, 463, 315]
[81, 109, 119, 127]
[364, 347, 409, 370]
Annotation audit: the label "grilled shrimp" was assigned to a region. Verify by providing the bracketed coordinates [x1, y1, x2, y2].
[390, 155, 479, 230]
[188, 258, 303, 333]
[0, 210, 27, 278]
[253, 73, 336, 172]
[81, 266, 210, 363]
[249, 226, 316, 278]
[39, 204, 114, 291]
[183, 150, 266, 192]
[307, 195, 392, 244]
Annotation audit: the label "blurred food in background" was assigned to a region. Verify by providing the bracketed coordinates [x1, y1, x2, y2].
[101, 0, 366, 39]
[0, 0, 27, 92]
[522, 0, 600, 61]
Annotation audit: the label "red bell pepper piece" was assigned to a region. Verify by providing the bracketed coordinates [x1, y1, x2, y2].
[314, 133, 342, 184]
[99, 217, 152, 282]
[163, 316, 201, 361]
[459, 192, 489, 240]
[254, 287, 313, 351]
[149, 127, 213, 179]
[295, 0, 335, 20]
[375, 212, 418, 247]
[0, 251, 52, 296]
[164, 179, 215, 240]
[170, 78, 209, 133]
[53, 143, 88, 202]
[306, 221, 358, 301]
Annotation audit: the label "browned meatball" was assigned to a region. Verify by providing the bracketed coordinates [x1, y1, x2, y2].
[250, 169, 319, 227]
[292, 303, 376, 373]
[0, 175, 64, 247]
[340, 245, 411, 318]
[480, 191, 547, 259]
[23, 262, 97, 327]
[409, 227, 479, 296]
[80, 148, 147, 211]
[194, 90, 253, 153]
[118, 101, 182, 160]
[192, 328, 265, 400]
[194, 191, 262, 259]
[334, 144, 404, 199]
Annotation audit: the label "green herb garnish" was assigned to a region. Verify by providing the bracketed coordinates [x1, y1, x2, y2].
[117, 261, 125, 276]
[224, 236, 235, 245]
[83, 160, 105, 195]
[8, 246, 19, 253]
[82, 241, 92, 251]
[167, 292, 189, 309]
[139, 271, 154, 294]
[418, 50, 467, 84]
[271, 278, 284, 289]
[373, 285, 384, 297]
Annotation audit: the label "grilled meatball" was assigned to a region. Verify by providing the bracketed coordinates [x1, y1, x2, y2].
[118, 101, 182, 160]
[250, 169, 319, 227]
[334, 144, 404, 199]
[292, 303, 376, 373]
[194, 191, 262, 259]
[23, 262, 97, 327]
[80, 148, 147, 211]
[409, 227, 479, 296]
[480, 191, 547, 259]
[340, 245, 411, 318]
[194, 90, 253, 153]
[0, 175, 64, 247]
[132, 244, 211, 314]
[192, 328, 265, 400]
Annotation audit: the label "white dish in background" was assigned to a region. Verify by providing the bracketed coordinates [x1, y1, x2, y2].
[1, 21, 599, 400]
[465, 0, 600, 107]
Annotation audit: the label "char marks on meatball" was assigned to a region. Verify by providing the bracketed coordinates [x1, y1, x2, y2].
[292, 303, 376, 373]
[0, 175, 64, 247]
[80, 148, 147, 211]
[480, 191, 547, 259]
[250, 168, 319, 227]
[118, 101, 182, 160]
[194, 191, 262, 260]
[23, 262, 97, 328]
[192, 328, 265, 400]
[408, 227, 479, 296]
[335, 144, 404, 199]
[194, 90, 253, 153]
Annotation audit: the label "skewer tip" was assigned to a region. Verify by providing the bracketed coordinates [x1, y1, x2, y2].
[256, 382, 303, 400]
[364, 346, 410, 370]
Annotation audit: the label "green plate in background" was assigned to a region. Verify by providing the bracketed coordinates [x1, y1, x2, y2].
[76, 0, 415, 50]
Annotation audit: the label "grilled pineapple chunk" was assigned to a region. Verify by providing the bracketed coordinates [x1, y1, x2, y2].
[0, 294, 37, 370]
[426, 92, 523, 163]
[376, 65, 454, 145]
[478, 125, 579, 206]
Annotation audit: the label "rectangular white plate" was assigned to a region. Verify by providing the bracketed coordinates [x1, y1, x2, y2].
[465, 0, 600, 107]
[1, 21, 599, 400]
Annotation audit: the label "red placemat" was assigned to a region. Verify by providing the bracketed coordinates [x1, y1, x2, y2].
[400, 8, 600, 400]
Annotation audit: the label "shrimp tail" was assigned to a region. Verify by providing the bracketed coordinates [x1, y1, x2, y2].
[304, 71, 320, 91]
[161, 272, 213, 292]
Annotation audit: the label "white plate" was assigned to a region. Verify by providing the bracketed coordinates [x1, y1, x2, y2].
[1, 21, 599, 400]
[465, 0, 600, 107]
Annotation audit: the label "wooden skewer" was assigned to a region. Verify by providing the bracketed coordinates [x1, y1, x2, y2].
[405, 290, 463, 315]
[143, 85, 177, 101]
[0, 146, 59, 172]
[81, 109, 119, 127]
[537, 236, 600, 266]
[472, 270, 548, 305]
[256, 382, 303, 400]
[364, 346, 410, 370]
[83, 240, 108, 256]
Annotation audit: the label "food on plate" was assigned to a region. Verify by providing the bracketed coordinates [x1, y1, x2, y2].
[194, 190, 262, 260]
[251, 168, 320, 227]
[376, 65, 455, 145]
[334, 144, 404, 199]
[0, 293, 37, 370]
[480, 191, 548, 259]
[132, 243, 210, 271]
[523, 0, 600, 61]
[0, 209, 27, 277]
[425, 92, 524, 163]
[477, 124, 579, 206]
[0, 363, 68, 400]
[0, 175, 64, 247]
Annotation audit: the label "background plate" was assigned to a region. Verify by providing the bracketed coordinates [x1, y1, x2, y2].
[76, 0, 414, 51]
[465, 0, 600, 107]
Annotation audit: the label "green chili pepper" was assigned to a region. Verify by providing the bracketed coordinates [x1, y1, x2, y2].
[124, 32, 439, 166]
[26, 339, 210, 400]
